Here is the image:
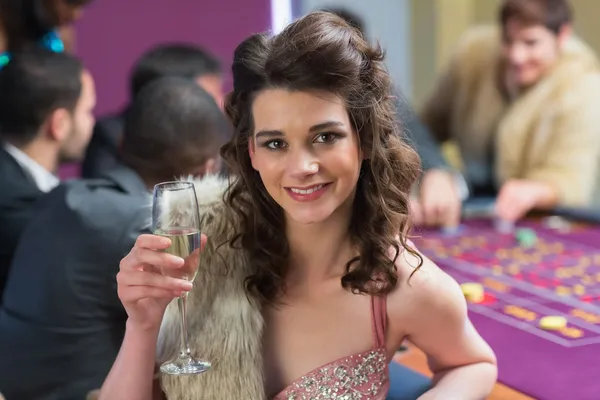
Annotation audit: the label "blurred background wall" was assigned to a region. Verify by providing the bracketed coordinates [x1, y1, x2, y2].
[298, 0, 413, 99]
[70, 0, 600, 116]
[73, 0, 271, 116]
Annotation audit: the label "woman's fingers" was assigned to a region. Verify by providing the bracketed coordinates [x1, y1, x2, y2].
[118, 286, 182, 303]
[120, 233, 208, 273]
[117, 270, 192, 292]
[121, 233, 179, 272]
[120, 247, 183, 273]
[136, 234, 172, 250]
[133, 233, 207, 251]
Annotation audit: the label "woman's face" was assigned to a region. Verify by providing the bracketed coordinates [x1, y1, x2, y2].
[501, 18, 569, 88]
[249, 89, 363, 226]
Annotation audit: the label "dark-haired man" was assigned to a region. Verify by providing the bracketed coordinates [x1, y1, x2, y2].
[0, 48, 95, 298]
[0, 77, 228, 399]
[82, 43, 224, 178]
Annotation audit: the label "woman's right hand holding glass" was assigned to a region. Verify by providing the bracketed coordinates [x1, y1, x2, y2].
[116, 233, 206, 332]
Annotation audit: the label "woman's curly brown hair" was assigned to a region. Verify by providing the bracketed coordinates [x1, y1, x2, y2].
[220, 11, 423, 303]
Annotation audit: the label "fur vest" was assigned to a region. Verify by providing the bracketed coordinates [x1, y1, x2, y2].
[156, 175, 266, 400]
[421, 25, 600, 206]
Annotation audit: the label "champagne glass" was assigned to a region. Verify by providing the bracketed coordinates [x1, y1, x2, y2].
[152, 181, 211, 375]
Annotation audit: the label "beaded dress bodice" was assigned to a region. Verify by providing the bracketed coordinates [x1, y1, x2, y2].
[272, 296, 390, 400]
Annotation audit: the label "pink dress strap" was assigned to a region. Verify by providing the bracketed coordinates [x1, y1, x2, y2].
[370, 295, 387, 348]
[367, 238, 413, 349]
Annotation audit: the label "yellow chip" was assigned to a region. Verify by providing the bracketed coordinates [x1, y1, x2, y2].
[574, 284, 585, 295]
[460, 282, 484, 303]
[539, 316, 567, 330]
[508, 264, 520, 275]
[555, 286, 571, 296]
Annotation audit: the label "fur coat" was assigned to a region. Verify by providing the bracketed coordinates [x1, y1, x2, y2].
[421, 25, 600, 206]
[156, 175, 266, 400]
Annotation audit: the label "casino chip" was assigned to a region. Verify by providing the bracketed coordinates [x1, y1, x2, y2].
[539, 316, 567, 330]
[515, 228, 537, 248]
[460, 282, 484, 303]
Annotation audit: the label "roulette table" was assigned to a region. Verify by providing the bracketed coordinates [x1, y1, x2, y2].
[413, 202, 600, 400]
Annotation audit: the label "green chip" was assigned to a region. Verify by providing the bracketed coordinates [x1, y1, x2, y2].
[515, 228, 537, 247]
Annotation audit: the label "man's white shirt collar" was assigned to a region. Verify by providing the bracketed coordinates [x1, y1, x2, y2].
[3, 143, 59, 193]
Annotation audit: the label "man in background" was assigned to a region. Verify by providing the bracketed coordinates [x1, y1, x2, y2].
[82, 43, 224, 178]
[0, 77, 228, 399]
[0, 49, 95, 299]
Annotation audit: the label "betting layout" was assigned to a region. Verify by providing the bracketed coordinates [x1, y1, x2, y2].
[414, 217, 600, 348]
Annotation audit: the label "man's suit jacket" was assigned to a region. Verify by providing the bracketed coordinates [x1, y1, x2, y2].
[0, 164, 150, 400]
[401, 105, 449, 172]
[81, 112, 126, 179]
[0, 146, 44, 300]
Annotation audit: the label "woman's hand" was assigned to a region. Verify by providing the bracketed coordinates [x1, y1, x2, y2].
[116, 233, 207, 331]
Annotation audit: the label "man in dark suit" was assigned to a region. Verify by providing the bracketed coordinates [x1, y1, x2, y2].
[0, 77, 229, 399]
[82, 43, 224, 179]
[323, 7, 465, 228]
[0, 49, 95, 299]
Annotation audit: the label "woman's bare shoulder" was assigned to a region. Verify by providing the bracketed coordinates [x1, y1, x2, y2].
[387, 242, 467, 333]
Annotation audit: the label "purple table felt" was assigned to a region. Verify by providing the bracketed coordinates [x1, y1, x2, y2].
[413, 218, 600, 400]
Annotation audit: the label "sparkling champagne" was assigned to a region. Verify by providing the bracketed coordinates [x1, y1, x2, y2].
[157, 228, 202, 282]
[152, 181, 210, 375]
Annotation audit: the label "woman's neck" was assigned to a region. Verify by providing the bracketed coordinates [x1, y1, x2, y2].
[284, 199, 355, 285]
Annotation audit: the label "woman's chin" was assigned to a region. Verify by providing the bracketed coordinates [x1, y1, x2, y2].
[284, 208, 333, 226]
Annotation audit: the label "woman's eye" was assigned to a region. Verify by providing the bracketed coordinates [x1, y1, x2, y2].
[266, 140, 286, 149]
[315, 132, 338, 143]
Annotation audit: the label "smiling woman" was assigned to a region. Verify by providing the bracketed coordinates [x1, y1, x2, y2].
[250, 90, 362, 224]
[221, 24, 421, 304]
[98, 11, 497, 400]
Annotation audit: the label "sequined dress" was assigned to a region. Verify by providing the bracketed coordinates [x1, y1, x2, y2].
[272, 295, 390, 400]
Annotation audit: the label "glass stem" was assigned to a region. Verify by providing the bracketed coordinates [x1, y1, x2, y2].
[178, 292, 192, 360]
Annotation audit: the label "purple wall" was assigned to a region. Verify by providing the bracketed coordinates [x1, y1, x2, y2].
[74, 0, 271, 116]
